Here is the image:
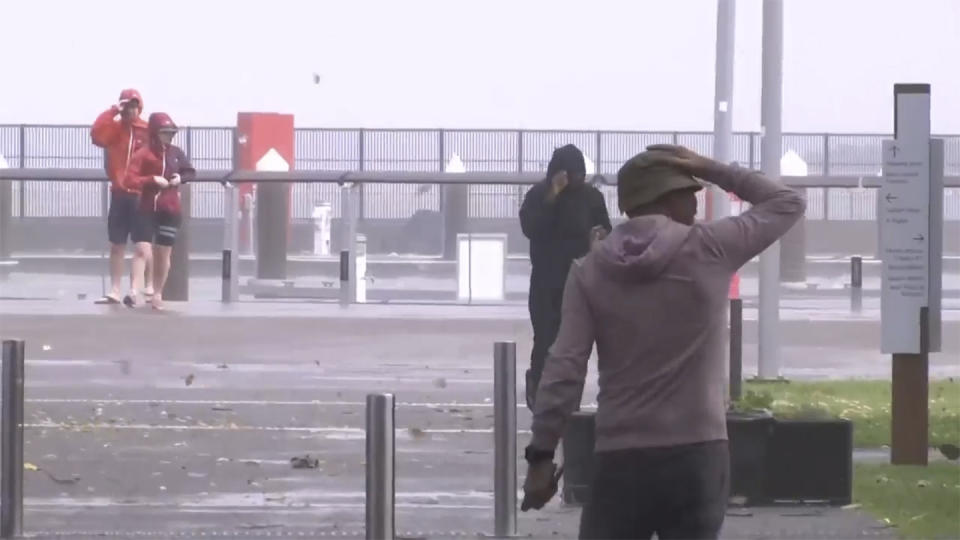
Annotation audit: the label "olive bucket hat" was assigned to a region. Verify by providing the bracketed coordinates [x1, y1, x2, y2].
[616, 149, 704, 214]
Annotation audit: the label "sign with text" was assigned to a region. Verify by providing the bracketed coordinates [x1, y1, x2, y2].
[880, 138, 930, 354]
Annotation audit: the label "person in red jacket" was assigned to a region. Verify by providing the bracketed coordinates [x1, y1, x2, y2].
[90, 89, 152, 305]
[124, 112, 195, 311]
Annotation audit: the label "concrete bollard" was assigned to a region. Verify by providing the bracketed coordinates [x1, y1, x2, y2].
[1, 340, 25, 538]
[493, 342, 517, 537]
[365, 393, 395, 540]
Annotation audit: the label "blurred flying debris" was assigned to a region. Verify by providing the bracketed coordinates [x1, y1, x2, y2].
[114, 359, 131, 375]
[938, 443, 959, 460]
[24, 463, 38, 472]
[433, 377, 447, 389]
[212, 406, 233, 412]
[217, 363, 229, 370]
[290, 455, 320, 469]
[42, 344, 52, 352]
[408, 427, 427, 440]
[185, 374, 195, 386]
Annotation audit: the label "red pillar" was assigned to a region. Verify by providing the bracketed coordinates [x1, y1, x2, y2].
[235, 113, 295, 257]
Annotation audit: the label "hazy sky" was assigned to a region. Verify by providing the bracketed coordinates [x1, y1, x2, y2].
[1, 0, 957, 132]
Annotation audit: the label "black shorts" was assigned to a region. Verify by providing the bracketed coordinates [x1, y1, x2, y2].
[139, 211, 182, 247]
[107, 191, 152, 245]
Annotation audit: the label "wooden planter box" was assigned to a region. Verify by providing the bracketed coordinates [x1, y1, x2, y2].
[559, 411, 853, 508]
[726, 411, 776, 505]
[764, 418, 853, 505]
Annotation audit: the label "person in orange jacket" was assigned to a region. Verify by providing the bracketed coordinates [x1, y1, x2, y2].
[124, 112, 195, 311]
[90, 89, 151, 305]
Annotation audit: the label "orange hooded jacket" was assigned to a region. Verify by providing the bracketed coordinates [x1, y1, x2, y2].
[90, 89, 149, 193]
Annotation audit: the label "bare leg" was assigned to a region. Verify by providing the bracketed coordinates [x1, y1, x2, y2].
[143, 245, 155, 297]
[151, 244, 173, 310]
[108, 243, 125, 300]
[129, 241, 152, 303]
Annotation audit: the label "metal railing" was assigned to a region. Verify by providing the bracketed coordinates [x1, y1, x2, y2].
[1, 125, 959, 221]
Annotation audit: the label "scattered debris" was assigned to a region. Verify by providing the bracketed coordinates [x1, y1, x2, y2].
[290, 455, 320, 469]
[842, 503, 862, 510]
[159, 486, 167, 491]
[184, 374, 195, 386]
[212, 407, 233, 412]
[938, 443, 959, 461]
[217, 364, 229, 370]
[728, 495, 748, 507]
[24, 463, 39, 472]
[916, 479, 931, 488]
[433, 378, 447, 389]
[408, 427, 427, 440]
[44, 470, 80, 485]
[42, 345, 52, 352]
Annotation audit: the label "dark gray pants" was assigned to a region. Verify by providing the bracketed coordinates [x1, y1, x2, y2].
[527, 284, 563, 410]
[579, 440, 729, 540]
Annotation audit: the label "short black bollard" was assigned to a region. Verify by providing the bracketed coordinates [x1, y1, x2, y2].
[729, 298, 744, 402]
[850, 256, 862, 313]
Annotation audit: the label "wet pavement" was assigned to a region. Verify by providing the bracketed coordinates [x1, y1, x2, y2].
[0, 286, 952, 537]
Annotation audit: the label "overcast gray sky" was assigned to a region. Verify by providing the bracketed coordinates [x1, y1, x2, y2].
[1, 0, 957, 132]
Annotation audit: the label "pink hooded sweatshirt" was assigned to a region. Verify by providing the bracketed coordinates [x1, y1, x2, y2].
[529, 162, 806, 453]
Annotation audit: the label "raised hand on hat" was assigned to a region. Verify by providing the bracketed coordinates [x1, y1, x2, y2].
[645, 144, 716, 179]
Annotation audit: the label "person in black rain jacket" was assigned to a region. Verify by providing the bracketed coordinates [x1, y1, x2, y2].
[520, 144, 612, 410]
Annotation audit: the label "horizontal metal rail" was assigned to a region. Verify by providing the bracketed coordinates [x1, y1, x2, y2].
[2, 168, 957, 188]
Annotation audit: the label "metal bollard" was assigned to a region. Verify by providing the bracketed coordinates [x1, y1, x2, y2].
[366, 393, 395, 540]
[493, 342, 517, 538]
[1, 340, 25, 539]
[850, 256, 863, 313]
[221, 183, 240, 303]
[729, 298, 743, 402]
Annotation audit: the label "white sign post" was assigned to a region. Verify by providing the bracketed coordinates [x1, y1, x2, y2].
[880, 139, 930, 353]
[881, 83, 943, 466]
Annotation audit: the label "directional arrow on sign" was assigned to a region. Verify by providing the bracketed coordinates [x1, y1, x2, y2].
[885, 193, 898, 203]
[913, 233, 925, 242]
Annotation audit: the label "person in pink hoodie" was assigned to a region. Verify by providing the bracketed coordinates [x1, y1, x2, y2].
[124, 113, 195, 310]
[521, 145, 806, 539]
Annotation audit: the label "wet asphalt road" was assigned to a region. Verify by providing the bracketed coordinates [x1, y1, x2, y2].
[0, 301, 936, 538]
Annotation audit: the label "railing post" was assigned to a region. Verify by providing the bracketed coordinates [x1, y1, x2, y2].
[494, 341, 517, 538]
[1, 339, 25, 539]
[221, 182, 240, 303]
[595, 131, 602, 175]
[823, 132, 830, 176]
[365, 393, 395, 540]
[17, 126, 25, 220]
